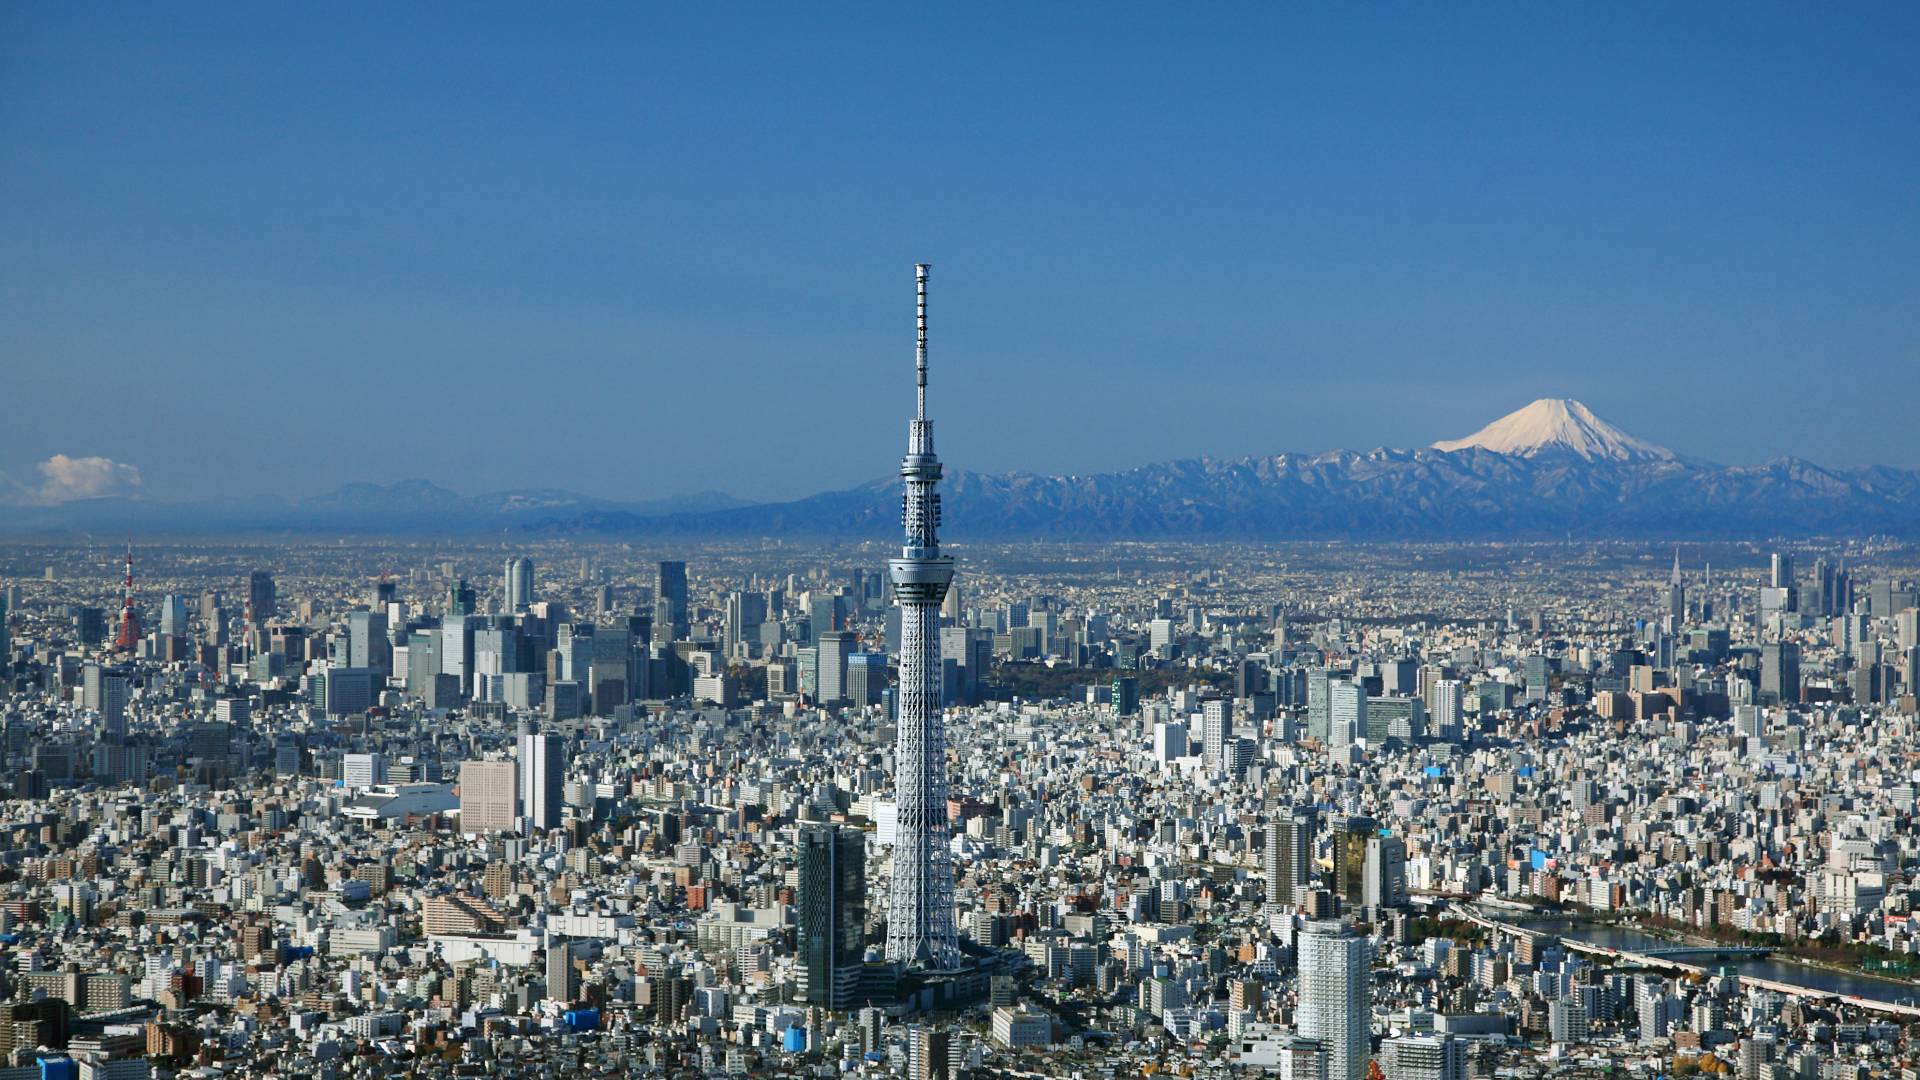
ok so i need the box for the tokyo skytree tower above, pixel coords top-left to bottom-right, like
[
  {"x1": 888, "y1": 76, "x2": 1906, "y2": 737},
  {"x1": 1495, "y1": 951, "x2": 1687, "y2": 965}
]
[{"x1": 883, "y1": 263, "x2": 961, "y2": 970}]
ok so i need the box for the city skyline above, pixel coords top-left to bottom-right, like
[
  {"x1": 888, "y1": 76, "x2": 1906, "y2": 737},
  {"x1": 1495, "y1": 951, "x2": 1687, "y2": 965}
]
[
  {"x1": 6, "y1": 6, "x2": 1920, "y2": 504},
  {"x1": 5, "y1": 7, "x2": 1920, "y2": 1077}
]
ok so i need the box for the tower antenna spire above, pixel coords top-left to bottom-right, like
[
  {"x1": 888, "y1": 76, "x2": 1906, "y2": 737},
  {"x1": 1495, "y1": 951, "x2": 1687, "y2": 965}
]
[{"x1": 915, "y1": 262, "x2": 930, "y2": 420}]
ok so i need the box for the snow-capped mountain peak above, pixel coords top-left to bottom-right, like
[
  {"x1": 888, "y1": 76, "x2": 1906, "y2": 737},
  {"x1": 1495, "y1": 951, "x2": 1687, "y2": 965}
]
[{"x1": 1431, "y1": 398, "x2": 1675, "y2": 462}]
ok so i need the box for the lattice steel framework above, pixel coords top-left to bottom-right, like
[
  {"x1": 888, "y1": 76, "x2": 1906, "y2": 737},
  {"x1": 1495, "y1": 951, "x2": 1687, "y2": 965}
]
[{"x1": 884, "y1": 263, "x2": 961, "y2": 970}]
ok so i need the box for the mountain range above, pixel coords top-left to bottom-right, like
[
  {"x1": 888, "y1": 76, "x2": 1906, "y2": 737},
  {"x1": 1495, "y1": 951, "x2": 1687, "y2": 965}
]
[{"x1": 4, "y1": 400, "x2": 1917, "y2": 539}]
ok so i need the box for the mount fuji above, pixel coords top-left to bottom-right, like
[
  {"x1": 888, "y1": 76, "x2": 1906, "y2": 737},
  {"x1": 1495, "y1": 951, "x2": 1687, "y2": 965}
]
[
  {"x1": 1431, "y1": 398, "x2": 1677, "y2": 463},
  {"x1": 4, "y1": 400, "x2": 1917, "y2": 539}
]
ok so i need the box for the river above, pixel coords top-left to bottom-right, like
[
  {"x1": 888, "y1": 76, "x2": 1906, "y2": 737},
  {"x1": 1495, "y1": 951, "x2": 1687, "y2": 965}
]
[{"x1": 1528, "y1": 918, "x2": 1920, "y2": 1007}]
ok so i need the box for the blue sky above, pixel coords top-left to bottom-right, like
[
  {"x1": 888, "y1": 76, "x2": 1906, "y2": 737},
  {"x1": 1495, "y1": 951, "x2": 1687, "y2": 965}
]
[{"x1": 3, "y1": 5, "x2": 1917, "y2": 502}]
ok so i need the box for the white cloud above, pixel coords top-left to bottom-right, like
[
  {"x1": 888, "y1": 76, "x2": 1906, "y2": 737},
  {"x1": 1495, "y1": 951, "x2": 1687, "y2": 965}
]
[{"x1": 35, "y1": 454, "x2": 144, "y2": 502}]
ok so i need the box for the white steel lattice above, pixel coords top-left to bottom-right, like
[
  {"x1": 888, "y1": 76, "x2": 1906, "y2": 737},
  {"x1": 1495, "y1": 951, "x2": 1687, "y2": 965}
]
[{"x1": 884, "y1": 263, "x2": 960, "y2": 970}]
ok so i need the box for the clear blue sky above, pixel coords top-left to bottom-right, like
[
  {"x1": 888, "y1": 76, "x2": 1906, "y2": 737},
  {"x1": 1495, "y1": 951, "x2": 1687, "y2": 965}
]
[{"x1": 4, "y1": 5, "x2": 1917, "y2": 503}]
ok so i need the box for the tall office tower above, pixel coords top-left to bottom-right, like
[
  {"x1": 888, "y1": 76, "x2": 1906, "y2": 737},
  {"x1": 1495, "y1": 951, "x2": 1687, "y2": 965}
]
[
  {"x1": 1760, "y1": 641, "x2": 1801, "y2": 705},
  {"x1": 1364, "y1": 835, "x2": 1408, "y2": 910},
  {"x1": 504, "y1": 557, "x2": 535, "y2": 613},
  {"x1": 1297, "y1": 921, "x2": 1371, "y2": 1080},
  {"x1": 816, "y1": 630, "x2": 854, "y2": 705},
  {"x1": 723, "y1": 591, "x2": 768, "y2": 657},
  {"x1": 518, "y1": 731, "x2": 565, "y2": 832},
  {"x1": 112, "y1": 540, "x2": 141, "y2": 652},
  {"x1": 1811, "y1": 558, "x2": 1837, "y2": 616},
  {"x1": 0, "y1": 592, "x2": 9, "y2": 674},
  {"x1": 1331, "y1": 815, "x2": 1378, "y2": 907},
  {"x1": 1201, "y1": 695, "x2": 1233, "y2": 770},
  {"x1": 1264, "y1": 809, "x2": 1315, "y2": 906},
  {"x1": 73, "y1": 605, "x2": 108, "y2": 645},
  {"x1": 446, "y1": 579, "x2": 478, "y2": 618},
  {"x1": 1666, "y1": 549, "x2": 1686, "y2": 630},
  {"x1": 1429, "y1": 679, "x2": 1464, "y2": 743},
  {"x1": 248, "y1": 571, "x2": 276, "y2": 624},
  {"x1": 460, "y1": 759, "x2": 519, "y2": 833},
  {"x1": 1766, "y1": 551, "x2": 1799, "y2": 613},
  {"x1": 847, "y1": 651, "x2": 887, "y2": 708},
  {"x1": 99, "y1": 673, "x2": 130, "y2": 742},
  {"x1": 656, "y1": 561, "x2": 689, "y2": 641},
  {"x1": 1329, "y1": 680, "x2": 1366, "y2": 748},
  {"x1": 1306, "y1": 668, "x2": 1332, "y2": 741},
  {"x1": 82, "y1": 662, "x2": 105, "y2": 712},
  {"x1": 159, "y1": 594, "x2": 189, "y2": 639},
  {"x1": 884, "y1": 263, "x2": 961, "y2": 971},
  {"x1": 346, "y1": 610, "x2": 392, "y2": 674},
  {"x1": 589, "y1": 624, "x2": 634, "y2": 711},
  {"x1": 798, "y1": 824, "x2": 867, "y2": 1008}
]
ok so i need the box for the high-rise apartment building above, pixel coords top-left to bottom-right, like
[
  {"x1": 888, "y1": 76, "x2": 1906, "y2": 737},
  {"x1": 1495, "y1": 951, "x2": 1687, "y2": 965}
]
[
  {"x1": 1429, "y1": 679, "x2": 1464, "y2": 743},
  {"x1": 1264, "y1": 809, "x2": 1314, "y2": 906},
  {"x1": 1297, "y1": 921, "x2": 1371, "y2": 1080}
]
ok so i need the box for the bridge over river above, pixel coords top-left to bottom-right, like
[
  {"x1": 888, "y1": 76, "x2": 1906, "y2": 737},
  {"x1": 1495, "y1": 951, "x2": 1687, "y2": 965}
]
[{"x1": 1456, "y1": 905, "x2": 1920, "y2": 1019}]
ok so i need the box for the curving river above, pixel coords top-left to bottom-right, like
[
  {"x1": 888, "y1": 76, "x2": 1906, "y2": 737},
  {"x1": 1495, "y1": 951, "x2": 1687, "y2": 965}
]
[{"x1": 1529, "y1": 919, "x2": 1920, "y2": 1007}]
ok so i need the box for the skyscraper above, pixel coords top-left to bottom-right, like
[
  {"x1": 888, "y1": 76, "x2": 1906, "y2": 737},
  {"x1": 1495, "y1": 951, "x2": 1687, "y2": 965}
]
[
  {"x1": 159, "y1": 594, "x2": 189, "y2": 639},
  {"x1": 884, "y1": 263, "x2": 961, "y2": 971},
  {"x1": 656, "y1": 561, "x2": 689, "y2": 641},
  {"x1": 1429, "y1": 678, "x2": 1464, "y2": 743},
  {"x1": 505, "y1": 557, "x2": 535, "y2": 613},
  {"x1": 346, "y1": 610, "x2": 391, "y2": 675},
  {"x1": 1298, "y1": 920, "x2": 1371, "y2": 1080},
  {"x1": 1264, "y1": 808, "x2": 1314, "y2": 906},
  {"x1": 546, "y1": 936, "x2": 578, "y2": 1005},
  {"x1": 518, "y1": 731, "x2": 565, "y2": 832},
  {"x1": 1307, "y1": 668, "x2": 1332, "y2": 742},
  {"x1": 816, "y1": 630, "x2": 854, "y2": 705},
  {"x1": 1760, "y1": 641, "x2": 1800, "y2": 705},
  {"x1": 847, "y1": 651, "x2": 888, "y2": 708},
  {"x1": 1201, "y1": 695, "x2": 1233, "y2": 770},
  {"x1": 1329, "y1": 680, "x2": 1366, "y2": 749},
  {"x1": 248, "y1": 570, "x2": 276, "y2": 624},
  {"x1": 1665, "y1": 549, "x2": 1685, "y2": 630},
  {"x1": 798, "y1": 824, "x2": 866, "y2": 1008}
]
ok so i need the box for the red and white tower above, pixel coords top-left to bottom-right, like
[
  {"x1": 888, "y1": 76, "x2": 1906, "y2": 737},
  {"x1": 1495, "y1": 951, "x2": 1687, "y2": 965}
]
[{"x1": 113, "y1": 538, "x2": 141, "y2": 652}]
